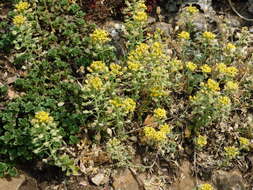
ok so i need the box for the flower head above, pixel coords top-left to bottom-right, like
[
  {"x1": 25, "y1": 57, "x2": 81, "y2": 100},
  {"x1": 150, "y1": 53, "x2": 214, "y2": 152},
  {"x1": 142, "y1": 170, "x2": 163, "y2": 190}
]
[
  {"x1": 225, "y1": 43, "x2": 236, "y2": 53},
  {"x1": 205, "y1": 79, "x2": 220, "y2": 92},
  {"x1": 186, "y1": 5, "x2": 199, "y2": 14},
  {"x1": 239, "y1": 137, "x2": 250, "y2": 147},
  {"x1": 202, "y1": 31, "x2": 216, "y2": 40},
  {"x1": 15, "y1": 1, "x2": 29, "y2": 11},
  {"x1": 133, "y1": 11, "x2": 148, "y2": 22},
  {"x1": 86, "y1": 76, "x2": 103, "y2": 90},
  {"x1": 225, "y1": 81, "x2": 239, "y2": 91},
  {"x1": 90, "y1": 29, "x2": 110, "y2": 44},
  {"x1": 123, "y1": 98, "x2": 136, "y2": 113},
  {"x1": 13, "y1": 15, "x2": 26, "y2": 26},
  {"x1": 34, "y1": 111, "x2": 53, "y2": 123},
  {"x1": 178, "y1": 31, "x2": 190, "y2": 40},
  {"x1": 196, "y1": 135, "x2": 207, "y2": 148},
  {"x1": 88, "y1": 61, "x2": 107, "y2": 72},
  {"x1": 128, "y1": 61, "x2": 141, "y2": 71},
  {"x1": 186, "y1": 62, "x2": 197, "y2": 71},
  {"x1": 110, "y1": 63, "x2": 123, "y2": 75},
  {"x1": 226, "y1": 66, "x2": 238, "y2": 77},
  {"x1": 199, "y1": 183, "x2": 213, "y2": 190},
  {"x1": 218, "y1": 96, "x2": 231, "y2": 106},
  {"x1": 160, "y1": 124, "x2": 171, "y2": 134},
  {"x1": 200, "y1": 64, "x2": 212, "y2": 73},
  {"x1": 154, "y1": 108, "x2": 167, "y2": 119},
  {"x1": 224, "y1": 146, "x2": 239, "y2": 159}
]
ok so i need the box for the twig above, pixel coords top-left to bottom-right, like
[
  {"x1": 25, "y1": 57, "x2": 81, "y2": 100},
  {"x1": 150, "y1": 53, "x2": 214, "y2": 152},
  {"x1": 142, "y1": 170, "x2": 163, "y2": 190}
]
[{"x1": 227, "y1": 0, "x2": 253, "y2": 21}]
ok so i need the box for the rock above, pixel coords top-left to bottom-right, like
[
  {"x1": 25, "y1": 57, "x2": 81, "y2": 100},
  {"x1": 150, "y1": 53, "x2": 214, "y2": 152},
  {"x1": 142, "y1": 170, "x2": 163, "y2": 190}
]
[
  {"x1": 112, "y1": 169, "x2": 139, "y2": 190},
  {"x1": 212, "y1": 170, "x2": 245, "y2": 190},
  {"x1": 147, "y1": 17, "x2": 156, "y2": 25},
  {"x1": 170, "y1": 161, "x2": 196, "y2": 190},
  {"x1": 91, "y1": 173, "x2": 109, "y2": 186},
  {"x1": 0, "y1": 175, "x2": 25, "y2": 190},
  {"x1": 151, "y1": 22, "x2": 172, "y2": 36},
  {"x1": 19, "y1": 176, "x2": 38, "y2": 190}
]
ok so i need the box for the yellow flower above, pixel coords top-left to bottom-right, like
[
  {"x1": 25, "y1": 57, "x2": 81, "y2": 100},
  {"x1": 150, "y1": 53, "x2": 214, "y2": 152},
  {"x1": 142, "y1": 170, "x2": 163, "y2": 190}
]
[
  {"x1": 170, "y1": 59, "x2": 183, "y2": 71},
  {"x1": 196, "y1": 135, "x2": 207, "y2": 148},
  {"x1": 224, "y1": 146, "x2": 239, "y2": 159},
  {"x1": 128, "y1": 61, "x2": 141, "y2": 71},
  {"x1": 143, "y1": 126, "x2": 167, "y2": 143},
  {"x1": 15, "y1": 1, "x2": 29, "y2": 11},
  {"x1": 200, "y1": 64, "x2": 212, "y2": 73},
  {"x1": 239, "y1": 137, "x2": 250, "y2": 147},
  {"x1": 160, "y1": 124, "x2": 171, "y2": 134},
  {"x1": 90, "y1": 29, "x2": 110, "y2": 44},
  {"x1": 151, "y1": 42, "x2": 163, "y2": 56},
  {"x1": 216, "y1": 63, "x2": 227, "y2": 73},
  {"x1": 88, "y1": 61, "x2": 107, "y2": 72},
  {"x1": 150, "y1": 86, "x2": 166, "y2": 97},
  {"x1": 87, "y1": 76, "x2": 103, "y2": 90},
  {"x1": 225, "y1": 43, "x2": 236, "y2": 53},
  {"x1": 218, "y1": 96, "x2": 231, "y2": 106},
  {"x1": 123, "y1": 98, "x2": 136, "y2": 113},
  {"x1": 199, "y1": 183, "x2": 213, "y2": 190},
  {"x1": 178, "y1": 31, "x2": 190, "y2": 40},
  {"x1": 225, "y1": 81, "x2": 239, "y2": 91},
  {"x1": 34, "y1": 111, "x2": 53, "y2": 123},
  {"x1": 206, "y1": 79, "x2": 220, "y2": 92},
  {"x1": 154, "y1": 108, "x2": 167, "y2": 119},
  {"x1": 13, "y1": 15, "x2": 26, "y2": 26},
  {"x1": 226, "y1": 66, "x2": 238, "y2": 77},
  {"x1": 202, "y1": 31, "x2": 216, "y2": 40},
  {"x1": 133, "y1": 11, "x2": 148, "y2": 22},
  {"x1": 186, "y1": 62, "x2": 197, "y2": 71},
  {"x1": 186, "y1": 5, "x2": 199, "y2": 14},
  {"x1": 110, "y1": 63, "x2": 123, "y2": 75},
  {"x1": 136, "y1": 2, "x2": 147, "y2": 10}
]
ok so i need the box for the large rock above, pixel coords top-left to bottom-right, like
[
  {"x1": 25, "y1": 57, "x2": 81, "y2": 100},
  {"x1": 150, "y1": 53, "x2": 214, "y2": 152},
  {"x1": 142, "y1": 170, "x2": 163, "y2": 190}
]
[
  {"x1": 170, "y1": 161, "x2": 196, "y2": 190},
  {"x1": 0, "y1": 175, "x2": 25, "y2": 190},
  {"x1": 112, "y1": 169, "x2": 139, "y2": 190},
  {"x1": 212, "y1": 170, "x2": 245, "y2": 190}
]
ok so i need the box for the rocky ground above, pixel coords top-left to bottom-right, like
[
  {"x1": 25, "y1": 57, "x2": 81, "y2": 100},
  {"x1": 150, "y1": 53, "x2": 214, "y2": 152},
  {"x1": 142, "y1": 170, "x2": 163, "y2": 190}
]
[{"x1": 1, "y1": 0, "x2": 253, "y2": 190}]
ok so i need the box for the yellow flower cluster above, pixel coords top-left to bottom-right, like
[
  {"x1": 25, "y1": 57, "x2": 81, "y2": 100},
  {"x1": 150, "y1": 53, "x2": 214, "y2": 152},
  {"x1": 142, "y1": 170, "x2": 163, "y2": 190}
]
[
  {"x1": 225, "y1": 81, "x2": 239, "y2": 91},
  {"x1": 110, "y1": 63, "x2": 123, "y2": 75},
  {"x1": 15, "y1": 1, "x2": 29, "y2": 11},
  {"x1": 13, "y1": 15, "x2": 26, "y2": 26},
  {"x1": 186, "y1": 5, "x2": 199, "y2": 14},
  {"x1": 196, "y1": 135, "x2": 207, "y2": 148},
  {"x1": 199, "y1": 183, "x2": 213, "y2": 190},
  {"x1": 178, "y1": 31, "x2": 190, "y2": 40},
  {"x1": 110, "y1": 97, "x2": 136, "y2": 113},
  {"x1": 217, "y1": 96, "x2": 231, "y2": 106},
  {"x1": 128, "y1": 61, "x2": 141, "y2": 71},
  {"x1": 33, "y1": 111, "x2": 53, "y2": 124},
  {"x1": 86, "y1": 76, "x2": 103, "y2": 90},
  {"x1": 143, "y1": 124, "x2": 171, "y2": 143},
  {"x1": 202, "y1": 31, "x2": 216, "y2": 40},
  {"x1": 133, "y1": 11, "x2": 148, "y2": 22},
  {"x1": 87, "y1": 61, "x2": 107, "y2": 72},
  {"x1": 225, "y1": 43, "x2": 236, "y2": 53},
  {"x1": 224, "y1": 146, "x2": 239, "y2": 159},
  {"x1": 186, "y1": 62, "x2": 197, "y2": 71},
  {"x1": 239, "y1": 137, "x2": 250, "y2": 147},
  {"x1": 136, "y1": 1, "x2": 147, "y2": 9},
  {"x1": 154, "y1": 108, "x2": 167, "y2": 119},
  {"x1": 107, "y1": 138, "x2": 121, "y2": 147},
  {"x1": 170, "y1": 59, "x2": 183, "y2": 71},
  {"x1": 203, "y1": 79, "x2": 220, "y2": 92},
  {"x1": 200, "y1": 64, "x2": 212, "y2": 73},
  {"x1": 90, "y1": 29, "x2": 110, "y2": 44},
  {"x1": 150, "y1": 86, "x2": 166, "y2": 97},
  {"x1": 216, "y1": 63, "x2": 238, "y2": 77},
  {"x1": 151, "y1": 42, "x2": 163, "y2": 56}
]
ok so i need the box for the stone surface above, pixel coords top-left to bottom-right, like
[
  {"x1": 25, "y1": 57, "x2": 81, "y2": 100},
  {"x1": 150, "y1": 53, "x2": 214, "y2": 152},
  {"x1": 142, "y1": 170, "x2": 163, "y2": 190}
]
[
  {"x1": 152, "y1": 22, "x2": 172, "y2": 36},
  {"x1": 112, "y1": 169, "x2": 139, "y2": 190},
  {"x1": 212, "y1": 170, "x2": 245, "y2": 190},
  {"x1": 0, "y1": 175, "x2": 25, "y2": 190},
  {"x1": 91, "y1": 173, "x2": 108, "y2": 186},
  {"x1": 170, "y1": 161, "x2": 196, "y2": 190}
]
